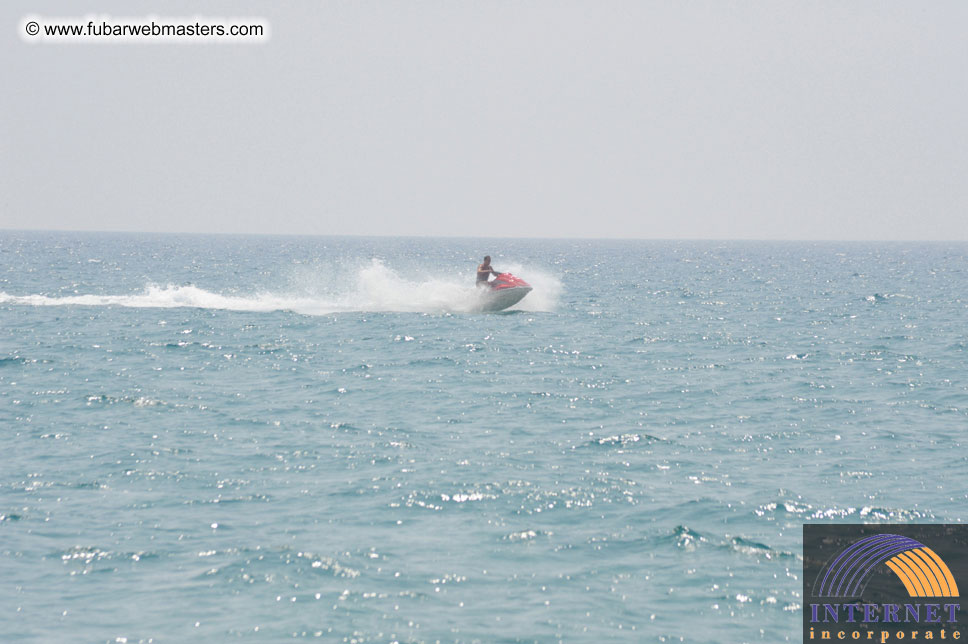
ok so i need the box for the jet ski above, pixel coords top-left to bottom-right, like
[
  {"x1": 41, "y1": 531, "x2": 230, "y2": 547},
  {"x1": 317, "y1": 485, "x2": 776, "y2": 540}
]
[{"x1": 479, "y1": 273, "x2": 532, "y2": 311}]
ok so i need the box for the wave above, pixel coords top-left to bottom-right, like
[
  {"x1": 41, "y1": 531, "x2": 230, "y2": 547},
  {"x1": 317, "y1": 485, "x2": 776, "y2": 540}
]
[{"x1": 0, "y1": 260, "x2": 560, "y2": 316}]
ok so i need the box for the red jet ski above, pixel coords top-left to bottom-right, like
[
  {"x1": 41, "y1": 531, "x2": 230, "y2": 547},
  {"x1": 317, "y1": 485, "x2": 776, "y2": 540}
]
[{"x1": 479, "y1": 273, "x2": 532, "y2": 311}]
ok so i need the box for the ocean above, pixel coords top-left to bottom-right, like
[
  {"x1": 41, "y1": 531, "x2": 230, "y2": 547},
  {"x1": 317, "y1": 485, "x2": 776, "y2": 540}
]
[{"x1": 1, "y1": 231, "x2": 966, "y2": 643}]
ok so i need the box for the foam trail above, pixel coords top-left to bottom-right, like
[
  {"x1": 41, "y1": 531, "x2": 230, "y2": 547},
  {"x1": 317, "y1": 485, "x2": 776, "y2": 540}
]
[
  {"x1": 0, "y1": 260, "x2": 561, "y2": 315},
  {"x1": 0, "y1": 285, "x2": 322, "y2": 313}
]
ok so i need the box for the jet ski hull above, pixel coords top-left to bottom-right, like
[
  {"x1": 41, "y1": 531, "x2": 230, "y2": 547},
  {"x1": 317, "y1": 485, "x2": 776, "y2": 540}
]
[
  {"x1": 479, "y1": 285, "x2": 532, "y2": 311},
  {"x1": 478, "y1": 273, "x2": 532, "y2": 311}
]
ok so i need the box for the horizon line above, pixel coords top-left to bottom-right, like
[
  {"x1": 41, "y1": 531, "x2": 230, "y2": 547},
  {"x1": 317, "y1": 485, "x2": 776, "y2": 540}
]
[{"x1": 1, "y1": 227, "x2": 965, "y2": 244}]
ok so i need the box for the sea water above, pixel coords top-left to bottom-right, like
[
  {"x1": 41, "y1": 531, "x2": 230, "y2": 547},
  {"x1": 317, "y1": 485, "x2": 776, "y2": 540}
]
[{"x1": 1, "y1": 231, "x2": 966, "y2": 643}]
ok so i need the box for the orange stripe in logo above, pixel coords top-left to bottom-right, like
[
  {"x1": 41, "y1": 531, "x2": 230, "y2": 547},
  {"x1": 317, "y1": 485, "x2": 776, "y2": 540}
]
[{"x1": 886, "y1": 548, "x2": 959, "y2": 598}]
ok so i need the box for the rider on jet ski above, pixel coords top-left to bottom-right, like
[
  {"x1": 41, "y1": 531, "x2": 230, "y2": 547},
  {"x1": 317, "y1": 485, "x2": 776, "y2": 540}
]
[
  {"x1": 473, "y1": 258, "x2": 533, "y2": 310},
  {"x1": 477, "y1": 256, "x2": 500, "y2": 287}
]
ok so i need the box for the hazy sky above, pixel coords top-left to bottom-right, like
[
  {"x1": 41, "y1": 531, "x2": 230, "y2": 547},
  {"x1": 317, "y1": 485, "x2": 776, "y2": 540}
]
[{"x1": 2, "y1": 1, "x2": 967, "y2": 240}]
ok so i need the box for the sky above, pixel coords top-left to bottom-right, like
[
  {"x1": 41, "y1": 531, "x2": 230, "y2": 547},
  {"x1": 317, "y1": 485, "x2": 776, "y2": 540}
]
[{"x1": 2, "y1": 1, "x2": 967, "y2": 240}]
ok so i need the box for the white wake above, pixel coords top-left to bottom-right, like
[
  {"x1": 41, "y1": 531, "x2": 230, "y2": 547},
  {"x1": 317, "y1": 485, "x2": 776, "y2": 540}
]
[{"x1": 0, "y1": 260, "x2": 560, "y2": 315}]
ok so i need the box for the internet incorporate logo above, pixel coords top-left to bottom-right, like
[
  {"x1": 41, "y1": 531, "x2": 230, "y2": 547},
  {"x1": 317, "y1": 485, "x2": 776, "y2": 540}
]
[
  {"x1": 816, "y1": 534, "x2": 959, "y2": 599},
  {"x1": 803, "y1": 526, "x2": 968, "y2": 643}
]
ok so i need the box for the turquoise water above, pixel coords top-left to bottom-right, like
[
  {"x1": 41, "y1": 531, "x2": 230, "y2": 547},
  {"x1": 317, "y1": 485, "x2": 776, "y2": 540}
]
[{"x1": 1, "y1": 232, "x2": 966, "y2": 643}]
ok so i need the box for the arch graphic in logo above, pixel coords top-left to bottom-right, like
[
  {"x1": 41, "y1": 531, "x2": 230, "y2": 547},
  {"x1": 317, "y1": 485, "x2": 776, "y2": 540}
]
[{"x1": 815, "y1": 533, "x2": 960, "y2": 599}]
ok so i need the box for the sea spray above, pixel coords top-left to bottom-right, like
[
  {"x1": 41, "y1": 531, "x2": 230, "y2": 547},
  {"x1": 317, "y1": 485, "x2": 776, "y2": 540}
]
[{"x1": 0, "y1": 258, "x2": 560, "y2": 315}]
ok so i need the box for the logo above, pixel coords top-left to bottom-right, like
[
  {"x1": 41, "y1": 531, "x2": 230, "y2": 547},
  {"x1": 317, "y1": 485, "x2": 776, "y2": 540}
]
[
  {"x1": 804, "y1": 525, "x2": 968, "y2": 643},
  {"x1": 816, "y1": 534, "x2": 959, "y2": 599}
]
